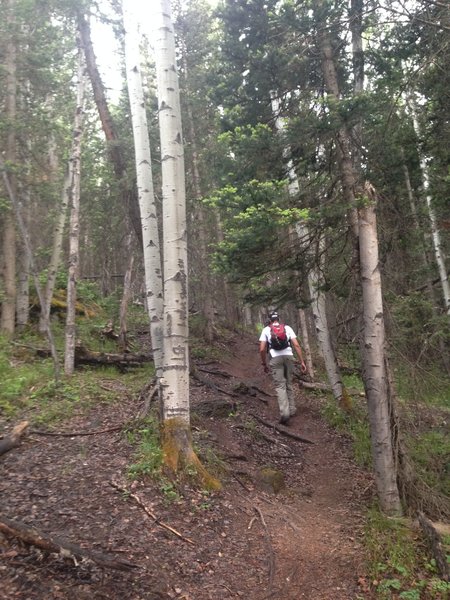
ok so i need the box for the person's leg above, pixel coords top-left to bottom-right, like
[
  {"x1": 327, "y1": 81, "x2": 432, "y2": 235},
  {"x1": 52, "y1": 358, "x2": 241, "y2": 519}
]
[
  {"x1": 270, "y1": 356, "x2": 290, "y2": 421},
  {"x1": 285, "y1": 356, "x2": 296, "y2": 416}
]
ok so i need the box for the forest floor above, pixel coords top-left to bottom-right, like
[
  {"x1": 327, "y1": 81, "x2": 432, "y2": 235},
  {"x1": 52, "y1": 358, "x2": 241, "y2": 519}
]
[{"x1": 0, "y1": 331, "x2": 376, "y2": 599}]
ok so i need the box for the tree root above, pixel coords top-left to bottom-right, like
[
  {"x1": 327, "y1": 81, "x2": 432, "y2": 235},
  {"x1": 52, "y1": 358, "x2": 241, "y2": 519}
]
[{"x1": 0, "y1": 514, "x2": 138, "y2": 571}]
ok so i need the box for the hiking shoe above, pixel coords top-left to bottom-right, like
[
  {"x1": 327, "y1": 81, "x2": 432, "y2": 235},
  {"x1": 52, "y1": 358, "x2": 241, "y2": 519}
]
[{"x1": 279, "y1": 416, "x2": 290, "y2": 426}]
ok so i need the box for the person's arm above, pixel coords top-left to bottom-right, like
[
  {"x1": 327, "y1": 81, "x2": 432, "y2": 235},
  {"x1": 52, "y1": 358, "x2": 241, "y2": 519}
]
[
  {"x1": 291, "y1": 337, "x2": 307, "y2": 373},
  {"x1": 259, "y1": 340, "x2": 270, "y2": 373}
]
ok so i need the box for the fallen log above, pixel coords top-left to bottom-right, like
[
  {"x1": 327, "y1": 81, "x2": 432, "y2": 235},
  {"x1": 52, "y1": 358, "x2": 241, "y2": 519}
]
[
  {"x1": 0, "y1": 515, "x2": 138, "y2": 571},
  {"x1": 417, "y1": 512, "x2": 449, "y2": 580},
  {"x1": 0, "y1": 421, "x2": 29, "y2": 457},
  {"x1": 75, "y1": 345, "x2": 152, "y2": 370},
  {"x1": 249, "y1": 413, "x2": 314, "y2": 444}
]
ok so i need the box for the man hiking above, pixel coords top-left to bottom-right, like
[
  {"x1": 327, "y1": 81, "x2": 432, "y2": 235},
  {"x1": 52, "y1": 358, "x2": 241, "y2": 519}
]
[{"x1": 259, "y1": 311, "x2": 307, "y2": 425}]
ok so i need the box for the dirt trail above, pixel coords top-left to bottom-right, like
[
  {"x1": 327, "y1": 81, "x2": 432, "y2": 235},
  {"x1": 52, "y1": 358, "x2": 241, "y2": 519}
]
[{"x1": 0, "y1": 334, "x2": 373, "y2": 599}]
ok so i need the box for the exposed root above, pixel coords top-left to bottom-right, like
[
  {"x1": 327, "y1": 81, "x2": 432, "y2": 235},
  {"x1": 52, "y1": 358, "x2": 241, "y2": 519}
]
[{"x1": 161, "y1": 418, "x2": 221, "y2": 491}]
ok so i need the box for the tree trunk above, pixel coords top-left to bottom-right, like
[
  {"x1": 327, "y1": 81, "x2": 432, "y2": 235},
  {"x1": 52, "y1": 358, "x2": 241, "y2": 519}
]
[
  {"x1": 64, "y1": 50, "x2": 86, "y2": 376},
  {"x1": 118, "y1": 233, "x2": 134, "y2": 352},
  {"x1": 401, "y1": 151, "x2": 450, "y2": 372},
  {"x1": 0, "y1": 156, "x2": 60, "y2": 381},
  {"x1": 153, "y1": 0, "x2": 220, "y2": 490},
  {"x1": 409, "y1": 102, "x2": 450, "y2": 315},
  {"x1": 358, "y1": 193, "x2": 402, "y2": 516},
  {"x1": 314, "y1": 0, "x2": 359, "y2": 240},
  {"x1": 306, "y1": 240, "x2": 345, "y2": 403},
  {"x1": 298, "y1": 308, "x2": 314, "y2": 380},
  {"x1": 1, "y1": 0, "x2": 17, "y2": 336},
  {"x1": 77, "y1": 11, "x2": 142, "y2": 245},
  {"x1": 39, "y1": 165, "x2": 73, "y2": 333},
  {"x1": 181, "y1": 49, "x2": 215, "y2": 341},
  {"x1": 122, "y1": 0, "x2": 164, "y2": 379}
]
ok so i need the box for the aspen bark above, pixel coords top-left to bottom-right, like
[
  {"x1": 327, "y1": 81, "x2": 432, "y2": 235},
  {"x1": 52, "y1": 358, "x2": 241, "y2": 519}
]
[
  {"x1": 39, "y1": 164, "x2": 73, "y2": 333},
  {"x1": 153, "y1": 0, "x2": 190, "y2": 423},
  {"x1": 123, "y1": 0, "x2": 164, "y2": 378},
  {"x1": 64, "y1": 50, "x2": 86, "y2": 376},
  {"x1": 359, "y1": 197, "x2": 402, "y2": 516},
  {"x1": 409, "y1": 108, "x2": 450, "y2": 315},
  {"x1": 152, "y1": 0, "x2": 220, "y2": 490}
]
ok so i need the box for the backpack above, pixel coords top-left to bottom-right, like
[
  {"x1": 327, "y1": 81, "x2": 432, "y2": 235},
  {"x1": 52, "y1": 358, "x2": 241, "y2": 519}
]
[{"x1": 269, "y1": 322, "x2": 290, "y2": 350}]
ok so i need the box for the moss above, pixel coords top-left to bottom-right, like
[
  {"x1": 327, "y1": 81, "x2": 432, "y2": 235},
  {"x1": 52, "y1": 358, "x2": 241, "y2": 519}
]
[{"x1": 161, "y1": 418, "x2": 221, "y2": 491}]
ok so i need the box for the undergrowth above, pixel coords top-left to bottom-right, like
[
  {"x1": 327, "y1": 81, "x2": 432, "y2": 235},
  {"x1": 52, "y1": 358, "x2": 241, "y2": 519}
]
[{"x1": 320, "y1": 363, "x2": 450, "y2": 599}]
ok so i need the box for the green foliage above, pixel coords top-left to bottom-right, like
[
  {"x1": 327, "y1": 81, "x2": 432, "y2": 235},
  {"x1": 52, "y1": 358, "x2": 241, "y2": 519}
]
[
  {"x1": 127, "y1": 417, "x2": 164, "y2": 480},
  {"x1": 389, "y1": 293, "x2": 450, "y2": 367},
  {"x1": 364, "y1": 508, "x2": 450, "y2": 599},
  {"x1": 320, "y1": 396, "x2": 372, "y2": 468},
  {"x1": 407, "y1": 430, "x2": 450, "y2": 498}
]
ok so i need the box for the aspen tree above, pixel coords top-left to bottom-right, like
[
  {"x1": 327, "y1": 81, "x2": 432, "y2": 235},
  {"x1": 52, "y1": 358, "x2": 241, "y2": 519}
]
[
  {"x1": 64, "y1": 47, "x2": 86, "y2": 375},
  {"x1": 152, "y1": 0, "x2": 219, "y2": 488},
  {"x1": 123, "y1": 0, "x2": 164, "y2": 378}
]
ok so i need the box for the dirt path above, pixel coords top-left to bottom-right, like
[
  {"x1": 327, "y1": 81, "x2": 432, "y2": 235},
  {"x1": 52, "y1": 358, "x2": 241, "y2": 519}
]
[{"x1": 0, "y1": 334, "x2": 373, "y2": 599}]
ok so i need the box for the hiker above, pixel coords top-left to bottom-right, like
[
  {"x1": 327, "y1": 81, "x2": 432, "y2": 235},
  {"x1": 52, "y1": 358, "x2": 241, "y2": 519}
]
[{"x1": 259, "y1": 311, "x2": 307, "y2": 425}]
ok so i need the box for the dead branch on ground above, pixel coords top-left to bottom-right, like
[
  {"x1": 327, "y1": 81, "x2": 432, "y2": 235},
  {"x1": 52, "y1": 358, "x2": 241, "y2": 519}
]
[
  {"x1": 0, "y1": 515, "x2": 138, "y2": 571},
  {"x1": 249, "y1": 413, "x2": 314, "y2": 444},
  {"x1": 30, "y1": 424, "x2": 124, "y2": 437},
  {"x1": 109, "y1": 481, "x2": 195, "y2": 545},
  {"x1": 253, "y1": 506, "x2": 275, "y2": 593},
  {"x1": 417, "y1": 512, "x2": 449, "y2": 580},
  {"x1": 191, "y1": 370, "x2": 237, "y2": 397},
  {"x1": 0, "y1": 421, "x2": 29, "y2": 456}
]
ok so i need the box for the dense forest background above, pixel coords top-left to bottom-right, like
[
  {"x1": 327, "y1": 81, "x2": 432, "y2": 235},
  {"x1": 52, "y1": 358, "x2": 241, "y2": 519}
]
[{"x1": 0, "y1": 0, "x2": 449, "y2": 596}]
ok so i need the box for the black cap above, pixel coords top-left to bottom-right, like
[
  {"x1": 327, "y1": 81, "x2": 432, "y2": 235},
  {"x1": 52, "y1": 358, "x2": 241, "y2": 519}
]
[{"x1": 269, "y1": 311, "x2": 279, "y2": 321}]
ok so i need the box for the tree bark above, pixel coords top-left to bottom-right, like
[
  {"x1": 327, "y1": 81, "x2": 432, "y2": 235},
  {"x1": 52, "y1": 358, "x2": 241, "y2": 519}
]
[
  {"x1": 64, "y1": 49, "x2": 86, "y2": 376},
  {"x1": 39, "y1": 164, "x2": 73, "y2": 333},
  {"x1": 122, "y1": 0, "x2": 164, "y2": 378},
  {"x1": 0, "y1": 421, "x2": 28, "y2": 456},
  {"x1": 77, "y1": 11, "x2": 142, "y2": 246},
  {"x1": 1, "y1": 0, "x2": 17, "y2": 336},
  {"x1": 409, "y1": 100, "x2": 450, "y2": 315},
  {"x1": 118, "y1": 233, "x2": 134, "y2": 352},
  {"x1": 359, "y1": 194, "x2": 402, "y2": 516},
  {"x1": 153, "y1": 0, "x2": 220, "y2": 490}
]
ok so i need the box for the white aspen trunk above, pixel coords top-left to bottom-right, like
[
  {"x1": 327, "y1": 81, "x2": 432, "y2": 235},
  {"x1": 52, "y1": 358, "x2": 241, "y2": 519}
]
[
  {"x1": 1, "y1": 0, "x2": 17, "y2": 336},
  {"x1": 409, "y1": 101, "x2": 450, "y2": 315},
  {"x1": 123, "y1": 0, "x2": 164, "y2": 377},
  {"x1": 39, "y1": 164, "x2": 73, "y2": 333},
  {"x1": 153, "y1": 0, "x2": 190, "y2": 423},
  {"x1": 64, "y1": 51, "x2": 86, "y2": 376},
  {"x1": 401, "y1": 152, "x2": 450, "y2": 372},
  {"x1": 359, "y1": 197, "x2": 402, "y2": 516},
  {"x1": 118, "y1": 233, "x2": 134, "y2": 352},
  {"x1": 306, "y1": 235, "x2": 344, "y2": 401},
  {"x1": 152, "y1": 0, "x2": 220, "y2": 489}
]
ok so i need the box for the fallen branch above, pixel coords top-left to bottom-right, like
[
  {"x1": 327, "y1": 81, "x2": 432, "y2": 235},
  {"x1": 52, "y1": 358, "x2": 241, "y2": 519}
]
[
  {"x1": 191, "y1": 370, "x2": 236, "y2": 398},
  {"x1": 30, "y1": 424, "x2": 124, "y2": 437},
  {"x1": 254, "y1": 506, "x2": 275, "y2": 592},
  {"x1": 197, "y1": 367, "x2": 231, "y2": 378},
  {"x1": 0, "y1": 421, "x2": 29, "y2": 456},
  {"x1": 109, "y1": 481, "x2": 195, "y2": 545},
  {"x1": 249, "y1": 413, "x2": 314, "y2": 444},
  {"x1": 418, "y1": 512, "x2": 449, "y2": 580},
  {"x1": 0, "y1": 515, "x2": 138, "y2": 571}
]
